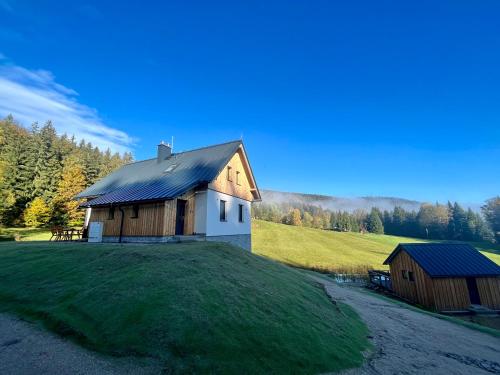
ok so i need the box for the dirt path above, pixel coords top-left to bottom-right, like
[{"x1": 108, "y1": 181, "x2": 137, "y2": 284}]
[
  {"x1": 0, "y1": 314, "x2": 162, "y2": 375},
  {"x1": 314, "y1": 277, "x2": 500, "y2": 375}
]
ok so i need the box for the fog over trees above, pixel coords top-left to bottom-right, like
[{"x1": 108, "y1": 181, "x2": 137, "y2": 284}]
[{"x1": 253, "y1": 197, "x2": 499, "y2": 243}]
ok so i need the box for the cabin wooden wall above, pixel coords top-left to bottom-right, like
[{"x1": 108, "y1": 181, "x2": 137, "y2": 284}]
[
  {"x1": 90, "y1": 202, "x2": 166, "y2": 237},
  {"x1": 164, "y1": 191, "x2": 197, "y2": 235},
  {"x1": 89, "y1": 193, "x2": 196, "y2": 238},
  {"x1": 431, "y1": 278, "x2": 470, "y2": 311},
  {"x1": 389, "y1": 250, "x2": 434, "y2": 308},
  {"x1": 210, "y1": 148, "x2": 255, "y2": 201},
  {"x1": 183, "y1": 194, "x2": 195, "y2": 235},
  {"x1": 163, "y1": 200, "x2": 176, "y2": 235},
  {"x1": 389, "y1": 250, "x2": 500, "y2": 311},
  {"x1": 476, "y1": 277, "x2": 500, "y2": 309},
  {"x1": 90, "y1": 207, "x2": 121, "y2": 236}
]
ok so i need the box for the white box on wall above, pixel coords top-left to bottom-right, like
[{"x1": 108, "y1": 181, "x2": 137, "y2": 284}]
[{"x1": 88, "y1": 221, "x2": 104, "y2": 243}]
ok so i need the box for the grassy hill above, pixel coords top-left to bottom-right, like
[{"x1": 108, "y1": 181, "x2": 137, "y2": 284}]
[
  {"x1": 252, "y1": 220, "x2": 500, "y2": 272},
  {"x1": 0, "y1": 241, "x2": 368, "y2": 374}
]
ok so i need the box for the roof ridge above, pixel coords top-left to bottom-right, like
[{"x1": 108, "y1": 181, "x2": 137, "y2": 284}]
[
  {"x1": 172, "y1": 139, "x2": 241, "y2": 156},
  {"x1": 117, "y1": 140, "x2": 242, "y2": 166}
]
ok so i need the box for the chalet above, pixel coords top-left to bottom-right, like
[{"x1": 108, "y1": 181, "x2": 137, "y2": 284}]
[
  {"x1": 384, "y1": 243, "x2": 500, "y2": 312},
  {"x1": 76, "y1": 140, "x2": 261, "y2": 250}
]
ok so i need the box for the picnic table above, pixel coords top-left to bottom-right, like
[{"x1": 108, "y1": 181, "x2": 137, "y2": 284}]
[{"x1": 50, "y1": 227, "x2": 84, "y2": 241}]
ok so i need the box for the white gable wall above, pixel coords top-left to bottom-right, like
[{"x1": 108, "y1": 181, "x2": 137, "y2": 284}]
[{"x1": 205, "y1": 189, "x2": 251, "y2": 236}]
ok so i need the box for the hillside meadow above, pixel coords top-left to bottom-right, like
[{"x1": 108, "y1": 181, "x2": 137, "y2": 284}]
[
  {"x1": 252, "y1": 220, "x2": 500, "y2": 272},
  {"x1": 0, "y1": 241, "x2": 369, "y2": 374}
]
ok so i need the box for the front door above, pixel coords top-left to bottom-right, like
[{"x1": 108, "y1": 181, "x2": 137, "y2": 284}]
[
  {"x1": 175, "y1": 200, "x2": 187, "y2": 235},
  {"x1": 466, "y1": 277, "x2": 481, "y2": 305}
]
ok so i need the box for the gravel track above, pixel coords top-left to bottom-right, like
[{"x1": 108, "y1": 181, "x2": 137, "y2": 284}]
[
  {"x1": 314, "y1": 277, "x2": 500, "y2": 375},
  {"x1": 0, "y1": 314, "x2": 161, "y2": 375}
]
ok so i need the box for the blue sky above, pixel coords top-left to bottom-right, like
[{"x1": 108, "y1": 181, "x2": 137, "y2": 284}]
[{"x1": 0, "y1": 1, "x2": 499, "y2": 204}]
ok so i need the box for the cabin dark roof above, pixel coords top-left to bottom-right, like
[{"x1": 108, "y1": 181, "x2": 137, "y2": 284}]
[
  {"x1": 383, "y1": 243, "x2": 500, "y2": 278},
  {"x1": 77, "y1": 140, "x2": 245, "y2": 207}
]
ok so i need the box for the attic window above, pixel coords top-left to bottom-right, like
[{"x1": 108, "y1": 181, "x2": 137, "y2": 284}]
[
  {"x1": 164, "y1": 164, "x2": 178, "y2": 173},
  {"x1": 236, "y1": 171, "x2": 241, "y2": 185},
  {"x1": 227, "y1": 166, "x2": 233, "y2": 181}
]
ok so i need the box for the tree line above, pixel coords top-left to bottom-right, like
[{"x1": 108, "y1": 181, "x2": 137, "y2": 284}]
[
  {"x1": 0, "y1": 116, "x2": 132, "y2": 227},
  {"x1": 252, "y1": 198, "x2": 500, "y2": 243}
]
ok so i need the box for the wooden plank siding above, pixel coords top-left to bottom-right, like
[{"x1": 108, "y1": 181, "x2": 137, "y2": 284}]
[
  {"x1": 389, "y1": 250, "x2": 434, "y2": 308},
  {"x1": 183, "y1": 194, "x2": 195, "y2": 235},
  {"x1": 389, "y1": 250, "x2": 500, "y2": 311},
  {"x1": 209, "y1": 148, "x2": 255, "y2": 201},
  {"x1": 431, "y1": 278, "x2": 470, "y2": 311},
  {"x1": 90, "y1": 202, "x2": 165, "y2": 237},
  {"x1": 163, "y1": 200, "x2": 176, "y2": 235},
  {"x1": 90, "y1": 207, "x2": 121, "y2": 236},
  {"x1": 89, "y1": 191, "x2": 196, "y2": 237},
  {"x1": 477, "y1": 277, "x2": 500, "y2": 309}
]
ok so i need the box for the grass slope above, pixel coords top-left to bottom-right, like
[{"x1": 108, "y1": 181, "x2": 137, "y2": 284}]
[
  {"x1": 0, "y1": 241, "x2": 368, "y2": 374},
  {"x1": 252, "y1": 220, "x2": 500, "y2": 271}
]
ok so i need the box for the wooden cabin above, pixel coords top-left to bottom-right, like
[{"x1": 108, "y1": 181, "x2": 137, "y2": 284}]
[
  {"x1": 384, "y1": 243, "x2": 500, "y2": 312},
  {"x1": 76, "y1": 140, "x2": 261, "y2": 251}
]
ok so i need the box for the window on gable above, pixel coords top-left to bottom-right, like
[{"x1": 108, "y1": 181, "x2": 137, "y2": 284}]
[
  {"x1": 108, "y1": 207, "x2": 115, "y2": 220},
  {"x1": 236, "y1": 171, "x2": 241, "y2": 185},
  {"x1": 227, "y1": 166, "x2": 233, "y2": 181},
  {"x1": 402, "y1": 270, "x2": 408, "y2": 280},
  {"x1": 220, "y1": 200, "x2": 227, "y2": 221},
  {"x1": 238, "y1": 204, "x2": 244, "y2": 222},
  {"x1": 131, "y1": 205, "x2": 139, "y2": 219},
  {"x1": 408, "y1": 271, "x2": 415, "y2": 282}
]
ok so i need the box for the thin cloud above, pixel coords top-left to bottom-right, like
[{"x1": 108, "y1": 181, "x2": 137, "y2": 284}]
[{"x1": 0, "y1": 62, "x2": 134, "y2": 154}]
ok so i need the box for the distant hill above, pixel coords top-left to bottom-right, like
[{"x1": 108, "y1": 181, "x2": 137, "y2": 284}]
[{"x1": 260, "y1": 189, "x2": 422, "y2": 212}]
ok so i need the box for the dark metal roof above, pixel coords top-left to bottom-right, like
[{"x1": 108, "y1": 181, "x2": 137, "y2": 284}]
[
  {"x1": 383, "y1": 243, "x2": 500, "y2": 278},
  {"x1": 77, "y1": 140, "x2": 244, "y2": 207}
]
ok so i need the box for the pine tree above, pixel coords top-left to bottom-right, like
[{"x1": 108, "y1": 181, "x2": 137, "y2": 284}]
[
  {"x1": 392, "y1": 206, "x2": 406, "y2": 236},
  {"x1": 32, "y1": 122, "x2": 63, "y2": 200},
  {"x1": 482, "y1": 197, "x2": 500, "y2": 242},
  {"x1": 451, "y1": 202, "x2": 467, "y2": 240},
  {"x1": 383, "y1": 210, "x2": 392, "y2": 233},
  {"x1": 367, "y1": 208, "x2": 384, "y2": 234},
  {"x1": 0, "y1": 117, "x2": 33, "y2": 224}
]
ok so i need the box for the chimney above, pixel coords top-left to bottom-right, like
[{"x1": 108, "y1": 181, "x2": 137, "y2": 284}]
[{"x1": 157, "y1": 141, "x2": 172, "y2": 162}]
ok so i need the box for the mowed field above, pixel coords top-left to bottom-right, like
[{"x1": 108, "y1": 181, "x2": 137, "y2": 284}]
[
  {"x1": 0, "y1": 241, "x2": 369, "y2": 374},
  {"x1": 252, "y1": 220, "x2": 500, "y2": 271}
]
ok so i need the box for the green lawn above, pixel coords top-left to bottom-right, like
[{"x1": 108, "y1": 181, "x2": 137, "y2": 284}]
[
  {"x1": 252, "y1": 220, "x2": 500, "y2": 272},
  {"x1": 0, "y1": 241, "x2": 369, "y2": 374},
  {"x1": 0, "y1": 227, "x2": 51, "y2": 241}
]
